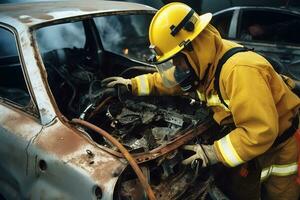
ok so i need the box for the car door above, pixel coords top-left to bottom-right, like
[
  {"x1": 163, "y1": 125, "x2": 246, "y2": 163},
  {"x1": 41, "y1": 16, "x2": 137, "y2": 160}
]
[{"x1": 0, "y1": 25, "x2": 43, "y2": 199}]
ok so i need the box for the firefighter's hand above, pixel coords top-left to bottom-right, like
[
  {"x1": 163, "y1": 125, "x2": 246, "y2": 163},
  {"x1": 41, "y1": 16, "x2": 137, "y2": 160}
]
[
  {"x1": 182, "y1": 144, "x2": 219, "y2": 167},
  {"x1": 101, "y1": 77, "x2": 132, "y2": 91}
]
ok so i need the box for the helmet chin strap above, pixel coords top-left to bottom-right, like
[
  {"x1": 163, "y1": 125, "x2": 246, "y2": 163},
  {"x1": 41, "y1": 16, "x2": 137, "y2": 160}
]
[
  {"x1": 174, "y1": 54, "x2": 200, "y2": 92},
  {"x1": 178, "y1": 68, "x2": 200, "y2": 92}
]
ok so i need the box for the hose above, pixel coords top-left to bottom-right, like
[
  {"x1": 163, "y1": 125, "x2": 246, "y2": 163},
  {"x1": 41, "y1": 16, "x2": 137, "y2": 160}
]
[
  {"x1": 87, "y1": 96, "x2": 113, "y2": 120},
  {"x1": 71, "y1": 119, "x2": 157, "y2": 200}
]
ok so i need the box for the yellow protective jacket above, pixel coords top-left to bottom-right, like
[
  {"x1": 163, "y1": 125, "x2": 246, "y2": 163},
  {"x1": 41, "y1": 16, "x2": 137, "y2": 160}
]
[{"x1": 130, "y1": 24, "x2": 300, "y2": 168}]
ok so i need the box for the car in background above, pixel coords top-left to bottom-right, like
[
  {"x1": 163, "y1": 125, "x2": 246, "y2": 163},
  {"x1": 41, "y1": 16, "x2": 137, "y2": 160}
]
[
  {"x1": 211, "y1": 6, "x2": 300, "y2": 79},
  {"x1": 0, "y1": 1, "x2": 222, "y2": 199}
]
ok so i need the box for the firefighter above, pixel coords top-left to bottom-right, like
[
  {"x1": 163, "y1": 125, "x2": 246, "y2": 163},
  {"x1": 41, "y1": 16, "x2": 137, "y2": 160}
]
[{"x1": 102, "y1": 3, "x2": 300, "y2": 199}]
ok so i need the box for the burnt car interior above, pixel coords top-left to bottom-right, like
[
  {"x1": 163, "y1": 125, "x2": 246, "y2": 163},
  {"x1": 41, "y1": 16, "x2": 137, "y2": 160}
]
[
  {"x1": 37, "y1": 16, "x2": 155, "y2": 118},
  {"x1": 35, "y1": 13, "x2": 227, "y2": 199}
]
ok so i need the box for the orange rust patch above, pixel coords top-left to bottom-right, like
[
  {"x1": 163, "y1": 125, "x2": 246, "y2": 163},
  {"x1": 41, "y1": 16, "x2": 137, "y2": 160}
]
[
  {"x1": 19, "y1": 17, "x2": 32, "y2": 24},
  {"x1": 36, "y1": 121, "x2": 84, "y2": 157},
  {"x1": 91, "y1": 160, "x2": 123, "y2": 183},
  {"x1": 33, "y1": 13, "x2": 54, "y2": 20}
]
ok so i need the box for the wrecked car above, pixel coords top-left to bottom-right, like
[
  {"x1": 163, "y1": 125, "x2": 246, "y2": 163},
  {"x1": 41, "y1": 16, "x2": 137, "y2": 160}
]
[
  {"x1": 211, "y1": 6, "x2": 300, "y2": 79},
  {"x1": 0, "y1": 1, "x2": 226, "y2": 199}
]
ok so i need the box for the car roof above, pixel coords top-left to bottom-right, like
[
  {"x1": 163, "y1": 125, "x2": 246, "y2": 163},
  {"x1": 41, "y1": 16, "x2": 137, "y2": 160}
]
[{"x1": 0, "y1": 0, "x2": 156, "y2": 28}]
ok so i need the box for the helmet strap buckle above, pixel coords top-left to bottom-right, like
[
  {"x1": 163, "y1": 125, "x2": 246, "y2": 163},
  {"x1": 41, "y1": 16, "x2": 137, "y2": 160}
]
[
  {"x1": 184, "y1": 21, "x2": 195, "y2": 32},
  {"x1": 170, "y1": 9, "x2": 195, "y2": 37},
  {"x1": 179, "y1": 39, "x2": 193, "y2": 52},
  {"x1": 184, "y1": 41, "x2": 194, "y2": 51}
]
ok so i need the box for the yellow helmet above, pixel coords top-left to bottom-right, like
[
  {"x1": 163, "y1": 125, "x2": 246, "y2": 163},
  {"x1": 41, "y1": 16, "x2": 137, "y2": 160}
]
[{"x1": 149, "y1": 2, "x2": 212, "y2": 63}]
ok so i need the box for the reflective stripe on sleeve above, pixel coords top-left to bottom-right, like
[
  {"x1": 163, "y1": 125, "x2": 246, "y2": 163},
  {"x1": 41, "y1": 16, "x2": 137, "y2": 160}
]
[
  {"x1": 216, "y1": 134, "x2": 244, "y2": 167},
  {"x1": 261, "y1": 162, "x2": 298, "y2": 181},
  {"x1": 196, "y1": 92, "x2": 230, "y2": 111},
  {"x1": 196, "y1": 90, "x2": 206, "y2": 101},
  {"x1": 136, "y1": 75, "x2": 150, "y2": 96},
  {"x1": 207, "y1": 94, "x2": 230, "y2": 111}
]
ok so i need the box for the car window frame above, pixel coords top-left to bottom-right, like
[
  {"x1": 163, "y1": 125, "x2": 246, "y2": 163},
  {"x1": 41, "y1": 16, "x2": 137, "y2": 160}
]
[
  {"x1": 227, "y1": 8, "x2": 240, "y2": 39},
  {"x1": 0, "y1": 23, "x2": 39, "y2": 118},
  {"x1": 211, "y1": 7, "x2": 241, "y2": 40}
]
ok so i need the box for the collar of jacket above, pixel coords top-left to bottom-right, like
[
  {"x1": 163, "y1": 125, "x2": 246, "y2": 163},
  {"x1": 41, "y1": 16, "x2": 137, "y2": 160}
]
[{"x1": 184, "y1": 24, "x2": 242, "y2": 92}]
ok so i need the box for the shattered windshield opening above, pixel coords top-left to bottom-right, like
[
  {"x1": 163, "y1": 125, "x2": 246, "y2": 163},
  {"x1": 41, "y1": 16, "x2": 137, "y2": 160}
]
[
  {"x1": 94, "y1": 13, "x2": 153, "y2": 62},
  {"x1": 35, "y1": 20, "x2": 101, "y2": 117},
  {"x1": 35, "y1": 13, "x2": 154, "y2": 118}
]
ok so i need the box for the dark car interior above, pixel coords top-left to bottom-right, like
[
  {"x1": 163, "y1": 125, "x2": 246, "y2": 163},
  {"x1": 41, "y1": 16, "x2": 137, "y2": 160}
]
[
  {"x1": 0, "y1": 56, "x2": 30, "y2": 106},
  {"x1": 238, "y1": 9, "x2": 300, "y2": 45},
  {"x1": 0, "y1": 28, "x2": 30, "y2": 107}
]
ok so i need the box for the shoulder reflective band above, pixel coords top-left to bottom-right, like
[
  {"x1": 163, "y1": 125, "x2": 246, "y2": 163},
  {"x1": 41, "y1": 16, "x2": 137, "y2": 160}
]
[{"x1": 170, "y1": 9, "x2": 195, "y2": 36}]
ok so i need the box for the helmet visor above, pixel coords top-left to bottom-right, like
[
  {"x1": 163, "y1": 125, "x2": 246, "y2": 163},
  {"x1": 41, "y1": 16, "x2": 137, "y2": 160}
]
[{"x1": 155, "y1": 53, "x2": 193, "y2": 88}]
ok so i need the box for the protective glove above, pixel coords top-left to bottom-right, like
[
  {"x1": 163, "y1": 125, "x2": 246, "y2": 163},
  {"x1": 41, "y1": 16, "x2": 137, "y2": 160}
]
[
  {"x1": 182, "y1": 144, "x2": 219, "y2": 167},
  {"x1": 101, "y1": 77, "x2": 132, "y2": 91}
]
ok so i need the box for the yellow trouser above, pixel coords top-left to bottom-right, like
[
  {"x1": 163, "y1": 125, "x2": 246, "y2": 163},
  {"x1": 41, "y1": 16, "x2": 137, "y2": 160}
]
[{"x1": 216, "y1": 136, "x2": 299, "y2": 200}]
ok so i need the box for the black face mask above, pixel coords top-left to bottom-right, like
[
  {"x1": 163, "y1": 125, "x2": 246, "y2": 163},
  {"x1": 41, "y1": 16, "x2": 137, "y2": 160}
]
[{"x1": 174, "y1": 55, "x2": 200, "y2": 92}]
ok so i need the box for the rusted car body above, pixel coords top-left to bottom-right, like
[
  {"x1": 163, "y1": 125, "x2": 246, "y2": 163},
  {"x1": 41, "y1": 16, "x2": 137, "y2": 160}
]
[
  {"x1": 0, "y1": 2, "x2": 150, "y2": 199},
  {"x1": 0, "y1": 1, "x2": 219, "y2": 199}
]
